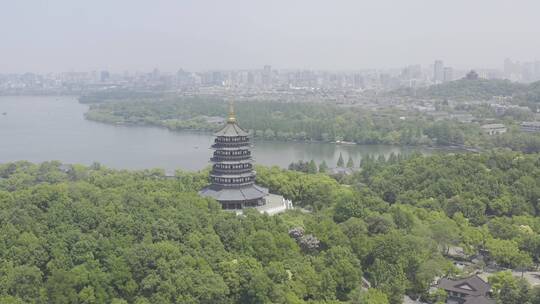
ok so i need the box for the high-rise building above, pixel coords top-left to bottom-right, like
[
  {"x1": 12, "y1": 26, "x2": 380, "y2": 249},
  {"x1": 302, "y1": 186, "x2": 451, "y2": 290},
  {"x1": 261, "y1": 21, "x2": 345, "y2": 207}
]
[
  {"x1": 176, "y1": 68, "x2": 193, "y2": 87},
  {"x1": 353, "y1": 73, "x2": 364, "y2": 89},
  {"x1": 100, "y1": 70, "x2": 110, "y2": 82},
  {"x1": 262, "y1": 65, "x2": 272, "y2": 88},
  {"x1": 504, "y1": 58, "x2": 523, "y2": 81},
  {"x1": 433, "y1": 60, "x2": 444, "y2": 83},
  {"x1": 91, "y1": 71, "x2": 99, "y2": 83},
  {"x1": 199, "y1": 102, "x2": 269, "y2": 210},
  {"x1": 443, "y1": 67, "x2": 454, "y2": 82},
  {"x1": 212, "y1": 71, "x2": 224, "y2": 86},
  {"x1": 151, "y1": 68, "x2": 160, "y2": 80},
  {"x1": 247, "y1": 72, "x2": 255, "y2": 87}
]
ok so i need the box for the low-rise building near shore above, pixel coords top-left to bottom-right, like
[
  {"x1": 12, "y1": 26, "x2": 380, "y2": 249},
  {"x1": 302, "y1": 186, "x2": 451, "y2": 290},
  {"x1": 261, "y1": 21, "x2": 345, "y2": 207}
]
[
  {"x1": 521, "y1": 121, "x2": 540, "y2": 133},
  {"x1": 481, "y1": 124, "x2": 507, "y2": 135}
]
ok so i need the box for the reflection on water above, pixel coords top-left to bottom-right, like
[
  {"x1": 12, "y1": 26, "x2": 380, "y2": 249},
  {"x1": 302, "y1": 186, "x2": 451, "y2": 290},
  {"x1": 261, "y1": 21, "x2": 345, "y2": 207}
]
[
  {"x1": 0, "y1": 96, "x2": 441, "y2": 171},
  {"x1": 253, "y1": 141, "x2": 435, "y2": 169}
]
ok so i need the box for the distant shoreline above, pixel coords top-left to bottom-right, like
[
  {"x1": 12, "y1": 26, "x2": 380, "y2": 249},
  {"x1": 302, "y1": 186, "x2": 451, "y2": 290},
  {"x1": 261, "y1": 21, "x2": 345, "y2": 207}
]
[{"x1": 82, "y1": 113, "x2": 467, "y2": 153}]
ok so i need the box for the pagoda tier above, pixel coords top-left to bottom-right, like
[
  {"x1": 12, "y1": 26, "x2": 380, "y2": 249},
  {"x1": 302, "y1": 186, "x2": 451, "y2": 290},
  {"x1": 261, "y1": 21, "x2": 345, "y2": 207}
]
[
  {"x1": 211, "y1": 145, "x2": 251, "y2": 150},
  {"x1": 211, "y1": 163, "x2": 253, "y2": 175},
  {"x1": 211, "y1": 148, "x2": 251, "y2": 157},
  {"x1": 199, "y1": 101, "x2": 268, "y2": 210},
  {"x1": 209, "y1": 173, "x2": 256, "y2": 187},
  {"x1": 211, "y1": 135, "x2": 251, "y2": 149}
]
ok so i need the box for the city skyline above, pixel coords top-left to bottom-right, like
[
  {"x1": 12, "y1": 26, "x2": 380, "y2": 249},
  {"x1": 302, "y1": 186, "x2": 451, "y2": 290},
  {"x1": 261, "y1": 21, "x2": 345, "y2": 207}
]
[
  {"x1": 1, "y1": 56, "x2": 538, "y2": 75},
  {"x1": 1, "y1": 0, "x2": 540, "y2": 73}
]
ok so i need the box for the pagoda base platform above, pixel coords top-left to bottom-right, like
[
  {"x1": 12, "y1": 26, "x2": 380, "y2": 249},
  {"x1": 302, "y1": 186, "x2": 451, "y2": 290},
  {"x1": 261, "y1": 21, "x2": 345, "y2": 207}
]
[
  {"x1": 232, "y1": 194, "x2": 293, "y2": 216},
  {"x1": 199, "y1": 183, "x2": 293, "y2": 215},
  {"x1": 256, "y1": 193, "x2": 293, "y2": 215},
  {"x1": 199, "y1": 183, "x2": 268, "y2": 209}
]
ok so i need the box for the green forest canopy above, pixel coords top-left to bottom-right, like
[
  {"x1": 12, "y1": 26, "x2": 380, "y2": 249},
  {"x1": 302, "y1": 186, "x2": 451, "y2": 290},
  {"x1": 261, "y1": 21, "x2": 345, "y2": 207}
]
[
  {"x1": 393, "y1": 78, "x2": 540, "y2": 102},
  {"x1": 2, "y1": 151, "x2": 540, "y2": 303},
  {"x1": 84, "y1": 96, "x2": 540, "y2": 152}
]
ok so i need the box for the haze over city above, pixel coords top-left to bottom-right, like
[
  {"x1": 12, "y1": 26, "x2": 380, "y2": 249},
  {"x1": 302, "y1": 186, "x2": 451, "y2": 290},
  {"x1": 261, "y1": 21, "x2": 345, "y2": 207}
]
[
  {"x1": 3, "y1": 1, "x2": 540, "y2": 304},
  {"x1": 2, "y1": 0, "x2": 540, "y2": 73}
]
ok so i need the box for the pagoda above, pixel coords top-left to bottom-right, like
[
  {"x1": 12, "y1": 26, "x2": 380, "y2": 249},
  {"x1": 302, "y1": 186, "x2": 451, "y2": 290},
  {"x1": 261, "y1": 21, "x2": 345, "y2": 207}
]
[{"x1": 199, "y1": 101, "x2": 268, "y2": 209}]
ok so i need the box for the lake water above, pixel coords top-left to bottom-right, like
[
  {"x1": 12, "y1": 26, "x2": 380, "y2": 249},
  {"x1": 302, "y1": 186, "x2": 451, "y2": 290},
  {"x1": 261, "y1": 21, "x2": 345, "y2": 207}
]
[{"x1": 0, "y1": 96, "x2": 442, "y2": 171}]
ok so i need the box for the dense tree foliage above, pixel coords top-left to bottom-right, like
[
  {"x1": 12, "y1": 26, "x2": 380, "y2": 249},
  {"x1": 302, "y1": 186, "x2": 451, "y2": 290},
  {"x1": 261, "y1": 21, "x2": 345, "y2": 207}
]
[
  {"x1": 488, "y1": 271, "x2": 540, "y2": 304},
  {"x1": 288, "y1": 160, "x2": 319, "y2": 174},
  {"x1": 1, "y1": 151, "x2": 540, "y2": 303},
  {"x1": 84, "y1": 95, "x2": 540, "y2": 153},
  {"x1": 393, "y1": 78, "x2": 530, "y2": 101},
  {"x1": 79, "y1": 90, "x2": 165, "y2": 104},
  {"x1": 85, "y1": 97, "x2": 438, "y2": 146}
]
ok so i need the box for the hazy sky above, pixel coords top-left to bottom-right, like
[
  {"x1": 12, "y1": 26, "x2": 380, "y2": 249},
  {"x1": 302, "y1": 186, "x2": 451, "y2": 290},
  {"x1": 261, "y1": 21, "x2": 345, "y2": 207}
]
[{"x1": 1, "y1": 0, "x2": 539, "y2": 73}]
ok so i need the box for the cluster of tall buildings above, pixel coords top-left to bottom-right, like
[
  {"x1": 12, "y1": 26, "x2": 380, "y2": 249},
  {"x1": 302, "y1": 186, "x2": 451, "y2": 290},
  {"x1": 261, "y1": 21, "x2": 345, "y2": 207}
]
[
  {"x1": 0, "y1": 67, "x2": 402, "y2": 93},
  {"x1": 177, "y1": 67, "x2": 375, "y2": 90},
  {"x1": 1, "y1": 58, "x2": 539, "y2": 95},
  {"x1": 433, "y1": 60, "x2": 454, "y2": 84},
  {"x1": 504, "y1": 58, "x2": 540, "y2": 83}
]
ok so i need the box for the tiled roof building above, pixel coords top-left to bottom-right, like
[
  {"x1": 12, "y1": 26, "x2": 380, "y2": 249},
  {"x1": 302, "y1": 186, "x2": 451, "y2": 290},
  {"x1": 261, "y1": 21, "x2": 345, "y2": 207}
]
[{"x1": 437, "y1": 275, "x2": 495, "y2": 304}]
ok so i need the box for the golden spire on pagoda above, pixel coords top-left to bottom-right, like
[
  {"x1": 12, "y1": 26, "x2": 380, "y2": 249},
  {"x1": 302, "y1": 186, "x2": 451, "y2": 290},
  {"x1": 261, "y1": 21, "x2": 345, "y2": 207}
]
[{"x1": 227, "y1": 98, "x2": 236, "y2": 123}]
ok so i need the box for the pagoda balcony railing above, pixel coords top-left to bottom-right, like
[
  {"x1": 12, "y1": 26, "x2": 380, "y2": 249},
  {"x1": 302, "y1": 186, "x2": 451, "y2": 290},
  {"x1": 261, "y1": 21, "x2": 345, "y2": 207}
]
[
  {"x1": 211, "y1": 144, "x2": 251, "y2": 150},
  {"x1": 216, "y1": 136, "x2": 248, "y2": 141},
  {"x1": 213, "y1": 141, "x2": 250, "y2": 148},
  {"x1": 211, "y1": 181, "x2": 255, "y2": 187},
  {"x1": 211, "y1": 155, "x2": 252, "y2": 162},
  {"x1": 211, "y1": 168, "x2": 253, "y2": 175},
  {"x1": 213, "y1": 150, "x2": 251, "y2": 156}
]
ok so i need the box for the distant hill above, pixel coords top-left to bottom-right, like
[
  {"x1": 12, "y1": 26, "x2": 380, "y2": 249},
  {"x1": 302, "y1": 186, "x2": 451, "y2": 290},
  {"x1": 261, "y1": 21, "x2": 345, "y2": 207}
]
[{"x1": 393, "y1": 78, "x2": 528, "y2": 101}]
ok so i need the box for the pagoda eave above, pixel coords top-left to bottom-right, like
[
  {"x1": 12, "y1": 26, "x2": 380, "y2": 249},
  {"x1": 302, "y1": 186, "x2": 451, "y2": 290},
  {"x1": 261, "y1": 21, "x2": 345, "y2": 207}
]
[
  {"x1": 209, "y1": 159, "x2": 253, "y2": 165},
  {"x1": 199, "y1": 184, "x2": 269, "y2": 202},
  {"x1": 210, "y1": 145, "x2": 252, "y2": 150},
  {"x1": 210, "y1": 172, "x2": 255, "y2": 179},
  {"x1": 211, "y1": 157, "x2": 253, "y2": 163}
]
